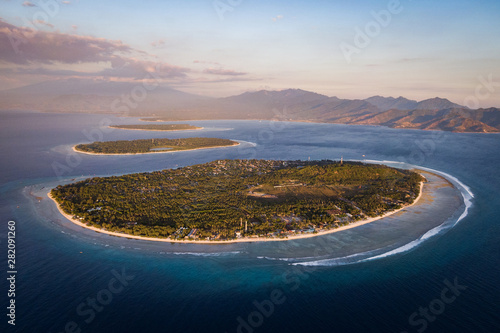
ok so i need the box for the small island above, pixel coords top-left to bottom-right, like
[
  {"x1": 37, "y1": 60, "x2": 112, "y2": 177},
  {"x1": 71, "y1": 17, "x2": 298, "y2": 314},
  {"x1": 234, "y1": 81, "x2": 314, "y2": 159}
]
[
  {"x1": 73, "y1": 137, "x2": 239, "y2": 155},
  {"x1": 49, "y1": 160, "x2": 424, "y2": 243},
  {"x1": 110, "y1": 124, "x2": 202, "y2": 131},
  {"x1": 140, "y1": 117, "x2": 178, "y2": 122}
]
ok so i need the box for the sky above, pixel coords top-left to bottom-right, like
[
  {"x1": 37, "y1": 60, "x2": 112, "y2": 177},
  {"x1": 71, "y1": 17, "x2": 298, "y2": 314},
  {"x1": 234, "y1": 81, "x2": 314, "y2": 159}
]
[{"x1": 1, "y1": 0, "x2": 500, "y2": 107}]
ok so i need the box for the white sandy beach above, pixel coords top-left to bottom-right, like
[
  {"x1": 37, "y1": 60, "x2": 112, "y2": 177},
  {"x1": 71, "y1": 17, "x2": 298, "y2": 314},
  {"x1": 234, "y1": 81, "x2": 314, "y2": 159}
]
[{"x1": 47, "y1": 178, "x2": 425, "y2": 244}]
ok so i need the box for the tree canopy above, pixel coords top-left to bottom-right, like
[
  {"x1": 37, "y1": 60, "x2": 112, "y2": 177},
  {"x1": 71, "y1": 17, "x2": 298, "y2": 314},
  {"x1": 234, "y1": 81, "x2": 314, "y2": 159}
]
[
  {"x1": 74, "y1": 137, "x2": 237, "y2": 154},
  {"x1": 51, "y1": 160, "x2": 423, "y2": 241}
]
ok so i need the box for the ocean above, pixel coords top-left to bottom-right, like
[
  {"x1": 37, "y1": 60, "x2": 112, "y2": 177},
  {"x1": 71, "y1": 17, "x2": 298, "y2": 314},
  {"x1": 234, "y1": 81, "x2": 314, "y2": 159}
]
[{"x1": 1, "y1": 110, "x2": 499, "y2": 333}]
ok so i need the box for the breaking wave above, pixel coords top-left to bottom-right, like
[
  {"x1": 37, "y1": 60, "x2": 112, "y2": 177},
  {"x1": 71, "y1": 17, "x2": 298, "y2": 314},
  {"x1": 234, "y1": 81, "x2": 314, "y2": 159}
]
[
  {"x1": 291, "y1": 162, "x2": 473, "y2": 267},
  {"x1": 235, "y1": 140, "x2": 258, "y2": 147}
]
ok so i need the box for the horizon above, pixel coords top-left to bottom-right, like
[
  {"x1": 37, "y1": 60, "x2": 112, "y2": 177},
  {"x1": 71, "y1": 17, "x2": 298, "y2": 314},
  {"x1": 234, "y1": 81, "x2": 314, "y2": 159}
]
[{"x1": 1, "y1": 0, "x2": 499, "y2": 108}]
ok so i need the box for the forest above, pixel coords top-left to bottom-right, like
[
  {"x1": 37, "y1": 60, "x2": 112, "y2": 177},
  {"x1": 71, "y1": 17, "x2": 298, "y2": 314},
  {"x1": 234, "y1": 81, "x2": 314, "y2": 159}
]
[
  {"x1": 51, "y1": 160, "x2": 423, "y2": 241},
  {"x1": 110, "y1": 124, "x2": 201, "y2": 131},
  {"x1": 74, "y1": 137, "x2": 238, "y2": 154}
]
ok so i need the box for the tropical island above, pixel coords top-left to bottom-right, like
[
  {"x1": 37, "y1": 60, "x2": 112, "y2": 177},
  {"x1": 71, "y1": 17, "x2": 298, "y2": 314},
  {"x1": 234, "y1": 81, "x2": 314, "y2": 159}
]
[
  {"x1": 49, "y1": 160, "x2": 424, "y2": 243},
  {"x1": 110, "y1": 124, "x2": 202, "y2": 131},
  {"x1": 73, "y1": 137, "x2": 239, "y2": 155}
]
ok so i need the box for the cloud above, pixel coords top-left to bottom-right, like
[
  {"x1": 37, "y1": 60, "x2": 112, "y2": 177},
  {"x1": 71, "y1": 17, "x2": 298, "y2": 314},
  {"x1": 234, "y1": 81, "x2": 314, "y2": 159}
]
[
  {"x1": 194, "y1": 60, "x2": 220, "y2": 65},
  {"x1": 98, "y1": 57, "x2": 190, "y2": 79},
  {"x1": 62, "y1": 1, "x2": 71, "y2": 4},
  {"x1": 0, "y1": 20, "x2": 132, "y2": 64},
  {"x1": 0, "y1": 20, "x2": 259, "y2": 89},
  {"x1": 272, "y1": 15, "x2": 284, "y2": 22},
  {"x1": 151, "y1": 39, "x2": 165, "y2": 48},
  {"x1": 34, "y1": 20, "x2": 54, "y2": 29},
  {"x1": 22, "y1": 1, "x2": 36, "y2": 7},
  {"x1": 1, "y1": 60, "x2": 190, "y2": 79},
  {"x1": 203, "y1": 68, "x2": 247, "y2": 76},
  {"x1": 71, "y1": 25, "x2": 78, "y2": 30},
  {"x1": 0, "y1": 67, "x2": 92, "y2": 77},
  {"x1": 183, "y1": 76, "x2": 259, "y2": 85},
  {"x1": 0, "y1": 20, "x2": 190, "y2": 80}
]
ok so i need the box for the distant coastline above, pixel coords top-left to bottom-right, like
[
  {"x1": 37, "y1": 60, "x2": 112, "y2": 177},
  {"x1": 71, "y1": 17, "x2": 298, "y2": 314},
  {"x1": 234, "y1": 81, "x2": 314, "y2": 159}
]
[
  {"x1": 47, "y1": 177, "x2": 425, "y2": 244},
  {"x1": 135, "y1": 116, "x2": 499, "y2": 134},
  {"x1": 8, "y1": 109, "x2": 498, "y2": 134}
]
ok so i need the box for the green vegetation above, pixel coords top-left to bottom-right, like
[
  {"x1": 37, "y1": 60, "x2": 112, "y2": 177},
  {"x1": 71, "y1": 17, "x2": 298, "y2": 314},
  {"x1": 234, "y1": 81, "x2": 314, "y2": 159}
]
[
  {"x1": 110, "y1": 124, "x2": 202, "y2": 131},
  {"x1": 74, "y1": 137, "x2": 238, "y2": 154},
  {"x1": 51, "y1": 160, "x2": 423, "y2": 241}
]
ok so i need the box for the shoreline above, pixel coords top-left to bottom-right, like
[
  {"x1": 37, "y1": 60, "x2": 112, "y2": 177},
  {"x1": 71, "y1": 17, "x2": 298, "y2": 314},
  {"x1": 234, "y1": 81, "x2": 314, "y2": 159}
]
[
  {"x1": 72, "y1": 141, "x2": 240, "y2": 156},
  {"x1": 108, "y1": 126, "x2": 204, "y2": 132},
  {"x1": 135, "y1": 117, "x2": 500, "y2": 134},
  {"x1": 6, "y1": 110, "x2": 498, "y2": 134},
  {"x1": 47, "y1": 177, "x2": 425, "y2": 244}
]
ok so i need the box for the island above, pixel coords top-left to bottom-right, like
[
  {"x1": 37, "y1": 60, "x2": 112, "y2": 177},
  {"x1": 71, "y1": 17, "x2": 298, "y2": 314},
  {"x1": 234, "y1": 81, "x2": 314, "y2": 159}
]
[
  {"x1": 140, "y1": 117, "x2": 173, "y2": 122},
  {"x1": 73, "y1": 137, "x2": 239, "y2": 155},
  {"x1": 110, "y1": 124, "x2": 202, "y2": 131},
  {"x1": 49, "y1": 160, "x2": 424, "y2": 243}
]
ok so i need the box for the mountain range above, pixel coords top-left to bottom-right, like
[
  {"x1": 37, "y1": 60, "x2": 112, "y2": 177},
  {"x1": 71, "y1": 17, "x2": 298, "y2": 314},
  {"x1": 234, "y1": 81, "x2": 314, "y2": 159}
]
[{"x1": 1, "y1": 79, "x2": 499, "y2": 133}]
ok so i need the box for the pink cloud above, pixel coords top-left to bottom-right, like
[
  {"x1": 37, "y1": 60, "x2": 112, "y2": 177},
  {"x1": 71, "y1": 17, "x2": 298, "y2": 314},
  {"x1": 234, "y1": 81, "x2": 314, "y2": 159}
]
[
  {"x1": 203, "y1": 68, "x2": 247, "y2": 76},
  {"x1": 34, "y1": 20, "x2": 54, "y2": 29},
  {"x1": 0, "y1": 20, "x2": 190, "y2": 80},
  {"x1": 1, "y1": 60, "x2": 190, "y2": 79},
  {"x1": 22, "y1": 1, "x2": 36, "y2": 7},
  {"x1": 193, "y1": 60, "x2": 220, "y2": 65},
  {"x1": 151, "y1": 39, "x2": 165, "y2": 48},
  {"x1": 272, "y1": 15, "x2": 284, "y2": 22},
  {"x1": 0, "y1": 20, "x2": 131, "y2": 65},
  {"x1": 99, "y1": 57, "x2": 189, "y2": 79}
]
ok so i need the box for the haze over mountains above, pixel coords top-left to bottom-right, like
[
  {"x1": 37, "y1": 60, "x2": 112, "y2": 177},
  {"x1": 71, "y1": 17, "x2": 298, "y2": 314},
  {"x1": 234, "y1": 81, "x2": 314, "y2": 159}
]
[{"x1": 1, "y1": 78, "x2": 499, "y2": 133}]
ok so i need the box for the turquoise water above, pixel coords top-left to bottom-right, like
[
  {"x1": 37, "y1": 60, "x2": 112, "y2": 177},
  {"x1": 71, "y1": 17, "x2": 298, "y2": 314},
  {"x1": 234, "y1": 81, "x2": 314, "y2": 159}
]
[{"x1": 1, "y1": 111, "x2": 499, "y2": 332}]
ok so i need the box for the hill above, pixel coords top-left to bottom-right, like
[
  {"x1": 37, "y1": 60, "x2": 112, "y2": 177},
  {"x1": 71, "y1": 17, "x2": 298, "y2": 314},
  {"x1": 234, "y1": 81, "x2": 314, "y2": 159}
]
[
  {"x1": 415, "y1": 97, "x2": 465, "y2": 110},
  {"x1": 365, "y1": 96, "x2": 418, "y2": 111},
  {"x1": 1, "y1": 80, "x2": 499, "y2": 132},
  {"x1": 352, "y1": 108, "x2": 500, "y2": 133}
]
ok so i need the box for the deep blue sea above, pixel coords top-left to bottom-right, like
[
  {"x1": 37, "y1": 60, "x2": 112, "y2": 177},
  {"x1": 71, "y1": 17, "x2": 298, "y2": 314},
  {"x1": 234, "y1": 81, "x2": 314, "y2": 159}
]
[{"x1": 1, "y1": 110, "x2": 499, "y2": 333}]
